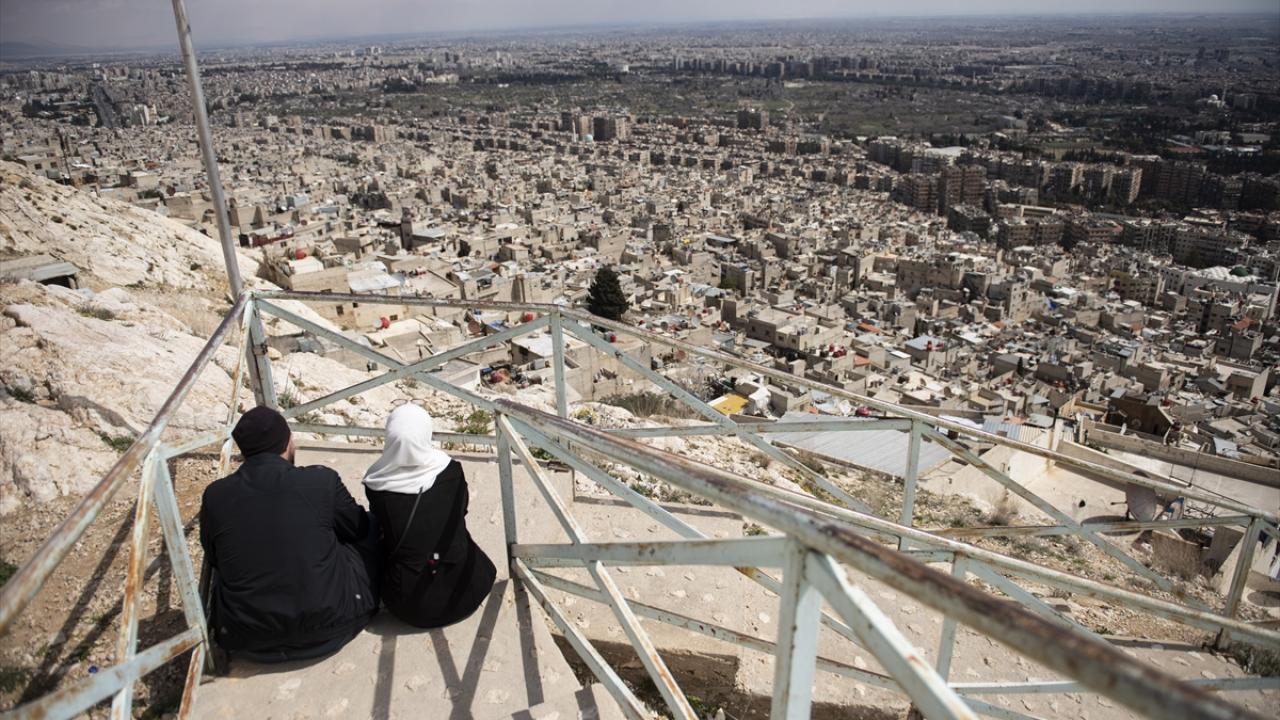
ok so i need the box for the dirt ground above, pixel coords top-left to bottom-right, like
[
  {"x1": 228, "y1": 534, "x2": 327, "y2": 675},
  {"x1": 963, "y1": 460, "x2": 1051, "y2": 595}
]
[{"x1": 0, "y1": 454, "x2": 221, "y2": 717}]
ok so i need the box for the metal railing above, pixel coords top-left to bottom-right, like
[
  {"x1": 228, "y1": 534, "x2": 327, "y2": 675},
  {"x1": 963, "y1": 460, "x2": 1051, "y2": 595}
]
[{"x1": 1, "y1": 289, "x2": 1276, "y2": 720}]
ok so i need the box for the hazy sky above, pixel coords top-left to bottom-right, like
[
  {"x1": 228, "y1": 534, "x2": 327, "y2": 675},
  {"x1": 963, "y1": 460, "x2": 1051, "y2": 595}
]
[{"x1": 2, "y1": 0, "x2": 1277, "y2": 51}]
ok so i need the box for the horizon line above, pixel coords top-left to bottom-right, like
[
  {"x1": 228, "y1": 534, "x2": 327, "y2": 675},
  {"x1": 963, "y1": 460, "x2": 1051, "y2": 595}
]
[{"x1": 2, "y1": 10, "x2": 1277, "y2": 61}]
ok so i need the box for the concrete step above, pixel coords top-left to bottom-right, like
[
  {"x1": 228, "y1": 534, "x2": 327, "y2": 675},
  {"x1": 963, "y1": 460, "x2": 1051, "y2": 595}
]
[
  {"x1": 192, "y1": 579, "x2": 586, "y2": 720},
  {"x1": 485, "y1": 683, "x2": 627, "y2": 720},
  {"x1": 191, "y1": 446, "x2": 620, "y2": 720}
]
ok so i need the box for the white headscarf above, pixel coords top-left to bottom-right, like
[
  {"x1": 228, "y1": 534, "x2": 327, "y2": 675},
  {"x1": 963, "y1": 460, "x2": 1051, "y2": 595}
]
[{"x1": 362, "y1": 405, "x2": 453, "y2": 494}]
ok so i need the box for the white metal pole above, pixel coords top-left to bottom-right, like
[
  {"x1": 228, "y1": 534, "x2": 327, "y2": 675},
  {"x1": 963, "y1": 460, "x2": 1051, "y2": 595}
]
[{"x1": 170, "y1": 0, "x2": 243, "y2": 295}]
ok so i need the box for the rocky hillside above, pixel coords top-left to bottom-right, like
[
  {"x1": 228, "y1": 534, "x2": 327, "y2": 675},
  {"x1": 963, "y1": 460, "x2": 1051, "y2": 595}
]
[
  {"x1": 0, "y1": 160, "x2": 258, "y2": 291},
  {"x1": 0, "y1": 163, "x2": 428, "y2": 514}
]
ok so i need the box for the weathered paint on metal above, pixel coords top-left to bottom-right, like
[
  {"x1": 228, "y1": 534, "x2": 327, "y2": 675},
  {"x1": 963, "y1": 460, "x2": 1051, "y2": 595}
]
[
  {"x1": 964, "y1": 562, "x2": 1104, "y2": 644},
  {"x1": 524, "y1": 567, "x2": 891, "y2": 689},
  {"x1": 5, "y1": 627, "x2": 201, "y2": 720},
  {"x1": 245, "y1": 300, "x2": 277, "y2": 408},
  {"x1": 935, "y1": 558, "x2": 968, "y2": 680},
  {"x1": 257, "y1": 288, "x2": 565, "y2": 315},
  {"x1": 559, "y1": 308, "x2": 1276, "y2": 526},
  {"x1": 606, "y1": 418, "x2": 915, "y2": 438},
  {"x1": 108, "y1": 453, "x2": 161, "y2": 720},
  {"x1": 287, "y1": 422, "x2": 495, "y2": 446},
  {"x1": 176, "y1": 643, "x2": 206, "y2": 720},
  {"x1": 550, "y1": 310, "x2": 568, "y2": 418},
  {"x1": 512, "y1": 537, "x2": 791, "y2": 569},
  {"x1": 933, "y1": 515, "x2": 1255, "y2": 539},
  {"x1": 508, "y1": 415, "x2": 868, "y2": 648},
  {"x1": 923, "y1": 427, "x2": 1196, "y2": 606},
  {"x1": 0, "y1": 292, "x2": 248, "y2": 636},
  {"x1": 496, "y1": 423, "x2": 518, "y2": 551},
  {"x1": 494, "y1": 400, "x2": 1268, "y2": 720},
  {"x1": 899, "y1": 420, "x2": 923, "y2": 550},
  {"x1": 770, "y1": 542, "x2": 822, "y2": 720},
  {"x1": 950, "y1": 675, "x2": 1280, "y2": 695},
  {"x1": 501, "y1": 415, "x2": 696, "y2": 719},
  {"x1": 253, "y1": 297, "x2": 499, "y2": 410},
  {"x1": 806, "y1": 553, "x2": 977, "y2": 720},
  {"x1": 257, "y1": 299, "x2": 547, "y2": 417},
  {"x1": 512, "y1": 560, "x2": 651, "y2": 720},
  {"x1": 564, "y1": 319, "x2": 875, "y2": 514},
  {"x1": 151, "y1": 458, "x2": 213, "y2": 674},
  {"x1": 217, "y1": 302, "x2": 254, "y2": 475},
  {"x1": 645, "y1": 448, "x2": 1278, "y2": 649},
  {"x1": 1223, "y1": 517, "x2": 1264, "y2": 621}
]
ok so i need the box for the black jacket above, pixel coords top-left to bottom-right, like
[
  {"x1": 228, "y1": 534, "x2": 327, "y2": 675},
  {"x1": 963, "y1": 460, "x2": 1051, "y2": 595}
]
[
  {"x1": 200, "y1": 454, "x2": 379, "y2": 653},
  {"x1": 365, "y1": 460, "x2": 496, "y2": 628}
]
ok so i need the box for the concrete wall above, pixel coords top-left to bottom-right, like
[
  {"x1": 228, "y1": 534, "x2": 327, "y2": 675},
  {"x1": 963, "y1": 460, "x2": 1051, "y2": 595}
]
[{"x1": 1085, "y1": 425, "x2": 1280, "y2": 488}]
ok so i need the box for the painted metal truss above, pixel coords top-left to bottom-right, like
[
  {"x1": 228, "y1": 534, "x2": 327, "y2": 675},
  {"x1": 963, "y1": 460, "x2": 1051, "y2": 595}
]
[{"x1": 1, "y1": 290, "x2": 1276, "y2": 720}]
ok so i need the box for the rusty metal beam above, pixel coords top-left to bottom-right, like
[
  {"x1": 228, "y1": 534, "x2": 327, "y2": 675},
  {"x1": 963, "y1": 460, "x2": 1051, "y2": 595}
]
[
  {"x1": 806, "y1": 552, "x2": 977, "y2": 720},
  {"x1": 0, "y1": 292, "x2": 249, "y2": 636},
  {"x1": 256, "y1": 288, "x2": 564, "y2": 314},
  {"x1": 493, "y1": 400, "x2": 1265, "y2": 720},
  {"x1": 932, "y1": 515, "x2": 1255, "y2": 539},
  {"x1": 512, "y1": 560, "x2": 650, "y2": 720},
  {"x1": 558, "y1": 309, "x2": 1275, "y2": 526},
  {"x1": 513, "y1": 537, "x2": 790, "y2": 568},
  {"x1": 108, "y1": 453, "x2": 161, "y2": 720},
  {"x1": 4, "y1": 627, "x2": 202, "y2": 720},
  {"x1": 499, "y1": 416, "x2": 696, "y2": 719}
]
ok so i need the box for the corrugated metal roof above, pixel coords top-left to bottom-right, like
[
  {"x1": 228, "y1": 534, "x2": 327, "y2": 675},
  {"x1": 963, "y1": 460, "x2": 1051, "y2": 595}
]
[{"x1": 764, "y1": 412, "x2": 951, "y2": 479}]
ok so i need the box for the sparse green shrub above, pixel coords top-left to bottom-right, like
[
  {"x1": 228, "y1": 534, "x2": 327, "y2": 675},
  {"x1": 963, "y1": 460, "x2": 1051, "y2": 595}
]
[
  {"x1": 0, "y1": 559, "x2": 17, "y2": 587},
  {"x1": 628, "y1": 480, "x2": 657, "y2": 499},
  {"x1": 77, "y1": 306, "x2": 117, "y2": 321},
  {"x1": 456, "y1": 409, "x2": 493, "y2": 436},
  {"x1": 277, "y1": 385, "x2": 300, "y2": 409},
  {"x1": 97, "y1": 432, "x2": 134, "y2": 452}
]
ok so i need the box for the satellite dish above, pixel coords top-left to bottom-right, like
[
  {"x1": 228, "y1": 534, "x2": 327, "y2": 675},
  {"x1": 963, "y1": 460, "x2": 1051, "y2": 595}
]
[
  {"x1": 1126, "y1": 484, "x2": 1160, "y2": 522},
  {"x1": 1126, "y1": 482, "x2": 1184, "y2": 522}
]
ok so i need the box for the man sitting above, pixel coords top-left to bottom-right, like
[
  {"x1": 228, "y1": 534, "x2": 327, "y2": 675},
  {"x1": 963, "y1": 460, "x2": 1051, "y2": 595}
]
[{"x1": 200, "y1": 406, "x2": 380, "y2": 663}]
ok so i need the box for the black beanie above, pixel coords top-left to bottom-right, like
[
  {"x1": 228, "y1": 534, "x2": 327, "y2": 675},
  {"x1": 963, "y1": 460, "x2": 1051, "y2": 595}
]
[{"x1": 232, "y1": 406, "x2": 292, "y2": 458}]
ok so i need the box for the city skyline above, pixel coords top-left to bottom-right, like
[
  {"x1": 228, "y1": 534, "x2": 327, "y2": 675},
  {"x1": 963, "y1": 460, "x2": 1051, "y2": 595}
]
[{"x1": 2, "y1": 0, "x2": 1278, "y2": 55}]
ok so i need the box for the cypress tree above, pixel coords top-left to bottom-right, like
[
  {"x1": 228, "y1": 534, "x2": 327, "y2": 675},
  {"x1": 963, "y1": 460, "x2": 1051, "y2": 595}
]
[{"x1": 586, "y1": 266, "x2": 630, "y2": 321}]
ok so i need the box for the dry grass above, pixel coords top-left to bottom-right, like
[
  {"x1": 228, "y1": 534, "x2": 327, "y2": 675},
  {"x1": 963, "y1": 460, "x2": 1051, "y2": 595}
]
[
  {"x1": 601, "y1": 391, "x2": 701, "y2": 420},
  {"x1": 130, "y1": 287, "x2": 226, "y2": 340}
]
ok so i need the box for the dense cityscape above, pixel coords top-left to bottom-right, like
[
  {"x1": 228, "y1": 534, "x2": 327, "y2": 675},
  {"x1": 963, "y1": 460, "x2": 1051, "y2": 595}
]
[
  {"x1": 0, "y1": 9, "x2": 1278, "y2": 720},
  {"x1": 6, "y1": 14, "x2": 1276, "y2": 464}
]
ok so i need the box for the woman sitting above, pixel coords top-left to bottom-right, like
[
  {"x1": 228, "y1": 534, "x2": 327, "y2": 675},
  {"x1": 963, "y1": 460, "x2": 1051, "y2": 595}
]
[{"x1": 363, "y1": 404, "x2": 497, "y2": 628}]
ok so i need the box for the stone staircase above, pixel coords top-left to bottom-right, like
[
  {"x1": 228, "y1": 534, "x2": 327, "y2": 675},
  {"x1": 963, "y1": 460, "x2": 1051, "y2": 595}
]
[{"x1": 191, "y1": 443, "x2": 1276, "y2": 720}]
